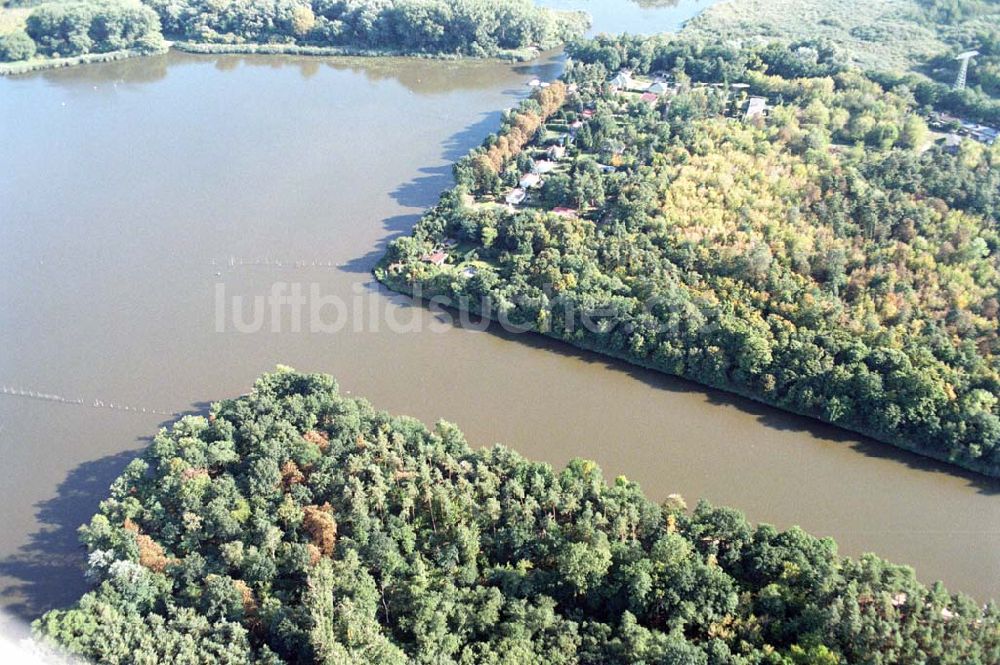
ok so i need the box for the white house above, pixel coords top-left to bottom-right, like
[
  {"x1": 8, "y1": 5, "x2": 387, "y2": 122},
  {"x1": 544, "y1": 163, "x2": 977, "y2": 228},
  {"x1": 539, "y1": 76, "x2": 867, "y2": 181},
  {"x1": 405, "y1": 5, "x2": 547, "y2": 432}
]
[
  {"x1": 610, "y1": 71, "x2": 633, "y2": 90},
  {"x1": 744, "y1": 96, "x2": 768, "y2": 121},
  {"x1": 519, "y1": 173, "x2": 542, "y2": 189},
  {"x1": 531, "y1": 160, "x2": 556, "y2": 174},
  {"x1": 505, "y1": 188, "x2": 527, "y2": 205}
]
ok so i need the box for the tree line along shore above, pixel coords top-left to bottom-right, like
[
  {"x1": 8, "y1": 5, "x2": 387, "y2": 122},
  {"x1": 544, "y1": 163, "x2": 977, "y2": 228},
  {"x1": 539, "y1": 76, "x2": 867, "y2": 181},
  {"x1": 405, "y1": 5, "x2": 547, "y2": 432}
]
[
  {"x1": 0, "y1": 0, "x2": 591, "y2": 74},
  {"x1": 377, "y1": 32, "x2": 999, "y2": 477},
  {"x1": 32, "y1": 370, "x2": 1000, "y2": 663}
]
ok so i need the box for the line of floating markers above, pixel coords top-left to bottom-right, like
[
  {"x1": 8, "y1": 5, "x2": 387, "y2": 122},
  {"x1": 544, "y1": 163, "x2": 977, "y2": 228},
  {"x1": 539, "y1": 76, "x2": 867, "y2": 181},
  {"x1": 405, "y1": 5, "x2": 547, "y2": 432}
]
[
  {"x1": 0, "y1": 385, "x2": 177, "y2": 416},
  {"x1": 212, "y1": 256, "x2": 343, "y2": 269}
]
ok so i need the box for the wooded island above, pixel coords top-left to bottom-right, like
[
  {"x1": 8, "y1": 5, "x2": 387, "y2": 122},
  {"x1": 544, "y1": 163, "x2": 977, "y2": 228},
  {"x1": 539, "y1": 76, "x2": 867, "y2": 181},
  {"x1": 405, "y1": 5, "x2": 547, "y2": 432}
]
[{"x1": 33, "y1": 370, "x2": 1000, "y2": 663}]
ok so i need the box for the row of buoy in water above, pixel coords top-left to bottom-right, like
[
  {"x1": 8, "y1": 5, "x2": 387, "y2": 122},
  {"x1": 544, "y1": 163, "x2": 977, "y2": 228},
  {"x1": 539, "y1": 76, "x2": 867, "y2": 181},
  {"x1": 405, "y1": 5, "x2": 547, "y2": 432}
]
[
  {"x1": 212, "y1": 257, "x2": 342, "y2": 269},
  {"x1": 0, "y1": 385, "x2": 177, "y2": 416}
]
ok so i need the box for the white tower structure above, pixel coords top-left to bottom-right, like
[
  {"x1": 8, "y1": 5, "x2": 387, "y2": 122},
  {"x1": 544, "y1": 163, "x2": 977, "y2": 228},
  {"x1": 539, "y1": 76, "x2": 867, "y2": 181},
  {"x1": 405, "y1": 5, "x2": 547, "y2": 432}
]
[{"x1": 954, "y1": 51, "x2": 979, "y2": 90}]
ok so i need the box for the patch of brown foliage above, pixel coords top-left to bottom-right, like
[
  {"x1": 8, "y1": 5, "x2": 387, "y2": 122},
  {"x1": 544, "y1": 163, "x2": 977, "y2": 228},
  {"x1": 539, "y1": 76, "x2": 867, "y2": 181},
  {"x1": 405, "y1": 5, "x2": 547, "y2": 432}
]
[
  {"x1": 302, "y1": 503, "x2": 337, "y2": 557},
  {"x1": 303, "y1": 429, "x2": 329, "y2": 451},
  {"x1": 123, "y1": 518, "x2": 171, "y2": 573},
  {"x1": 281, "y1": 460, "x2": 305, "y2": 488},
  {"x1": 180, "y1": 467, "x2": 209, "y2": 482},
  {"x1": 479, "y1": 82, "x2": 567, "y2": 177},
  {"x1": 535, "y1": 81, "x2": 567, "y2": 117},
  {"x1": 232, "y1": 579, "x2": 258, "y2": 616}
]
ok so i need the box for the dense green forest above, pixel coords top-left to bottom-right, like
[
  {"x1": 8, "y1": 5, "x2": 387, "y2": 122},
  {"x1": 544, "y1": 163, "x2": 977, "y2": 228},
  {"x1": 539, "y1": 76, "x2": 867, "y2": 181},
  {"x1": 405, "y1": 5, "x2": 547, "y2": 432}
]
[
  {"x1": 32, "y1": 370, "x2": 1000, "y2": 663},
  {"x1": 0, "y1": 0, "x2": 590, "y2": 66},
  {"x1": 149, "y1": 0, "x2": 588, "y2": 56},
  {"x1": 0, "y1": 0, "x2": 164, "y2": 62},
  {"x1": 377, "y1": 35, "x2": 1000, "y2": 476}
]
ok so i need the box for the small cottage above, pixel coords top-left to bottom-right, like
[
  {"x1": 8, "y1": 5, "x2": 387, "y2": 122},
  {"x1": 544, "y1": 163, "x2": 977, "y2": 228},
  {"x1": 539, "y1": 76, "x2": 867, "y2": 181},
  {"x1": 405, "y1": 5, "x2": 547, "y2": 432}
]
[
  {"x1": 744, "y1": 96, "x2": 768, "y2": 121},
  {"x1": 505, "y1": 188, "x2": 527, "y2": 206},
  {"x1": 519, "y1": 173, "x2": 542, "y2": 189},
  {"x1": 531, "y1": 160, "x2": 556, "y2": 174},
  {"x1": 422, "y1": 251, "x2": 448, "y2": 267},
  {"x1": 610, "y1": 71, "x2": 633, "y2": 90}
]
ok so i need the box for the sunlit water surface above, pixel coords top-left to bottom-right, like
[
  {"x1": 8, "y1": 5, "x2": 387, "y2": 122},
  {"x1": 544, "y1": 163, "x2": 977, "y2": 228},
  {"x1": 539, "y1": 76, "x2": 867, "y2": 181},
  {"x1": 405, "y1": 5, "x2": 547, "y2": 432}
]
[{"x1": 1, "y1": 0, "x2": 997, "y2": 640}]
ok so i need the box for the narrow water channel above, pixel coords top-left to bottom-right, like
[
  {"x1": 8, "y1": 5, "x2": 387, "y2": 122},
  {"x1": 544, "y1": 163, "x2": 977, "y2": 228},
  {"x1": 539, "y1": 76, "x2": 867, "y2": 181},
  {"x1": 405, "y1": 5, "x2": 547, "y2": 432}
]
[{"x1": 0, "y1": 0, "x2": 997, "y2": 639}]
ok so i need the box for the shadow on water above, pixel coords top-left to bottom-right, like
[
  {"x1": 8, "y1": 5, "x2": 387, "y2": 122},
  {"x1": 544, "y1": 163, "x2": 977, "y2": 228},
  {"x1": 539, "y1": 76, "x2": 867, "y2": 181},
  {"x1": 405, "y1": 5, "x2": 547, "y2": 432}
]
[
  {"x1": 0, "y1": 448, "x2": 140, "y2": 623},
  {"x1": 510, "y1": 50, "x2": 567, "y2": 81},
  {"x1": 32, "y1": 52, "x2": 171, "y2": 88},
  {"x1": 0, "y1": 404, "x2": 214, "y2": 625},
  {"x1": 335, "y1": 96, "x2": 1000, "y2": 495},
  {"x1": 342, "y1": 110, "x2": 505, "y2": 275},
  {"x1": 420, "y1": 301, "x2": 1000, "y2": 496}
]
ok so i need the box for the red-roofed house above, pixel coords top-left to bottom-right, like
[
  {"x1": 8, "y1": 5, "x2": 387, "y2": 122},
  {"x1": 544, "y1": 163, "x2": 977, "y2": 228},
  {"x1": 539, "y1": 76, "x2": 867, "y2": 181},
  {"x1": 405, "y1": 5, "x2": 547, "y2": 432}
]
[
  {"x1": 422, "y1": 251, "x2": 448, "y2": 266},
  {"x1": 640, "y1": 92, "x2": 658, "y2": 104}
]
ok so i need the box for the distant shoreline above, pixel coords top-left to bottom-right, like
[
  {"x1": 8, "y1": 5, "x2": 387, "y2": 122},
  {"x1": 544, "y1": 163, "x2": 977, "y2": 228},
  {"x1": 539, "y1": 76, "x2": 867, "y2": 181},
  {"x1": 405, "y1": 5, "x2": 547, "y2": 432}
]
[
  {"x1": 375, "y1": 271, "x2": 1000, "y2": 480},
  {"x1": 0, "y1": 46, "x2": 167, "y2": 76},
  {"x1": 171, "y1": 41, "x2": 542, "y2": 63},
  {"x1": 0, "y1": 40, "x2": 545, "y2": 77}
]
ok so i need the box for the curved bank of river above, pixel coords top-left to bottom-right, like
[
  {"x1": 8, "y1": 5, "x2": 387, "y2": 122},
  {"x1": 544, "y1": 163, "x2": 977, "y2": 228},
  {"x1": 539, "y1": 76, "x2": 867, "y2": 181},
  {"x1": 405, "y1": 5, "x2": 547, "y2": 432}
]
[{"x1": 0, "y1": 0, "x2": 996, "y2": 639}]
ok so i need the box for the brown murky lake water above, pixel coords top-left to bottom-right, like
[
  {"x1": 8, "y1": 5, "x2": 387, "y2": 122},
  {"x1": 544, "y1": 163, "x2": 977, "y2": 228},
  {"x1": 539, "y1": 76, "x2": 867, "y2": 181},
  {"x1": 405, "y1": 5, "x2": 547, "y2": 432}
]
[{"x1": 1, "y1": 0, "x2": 997, "y2": 638}]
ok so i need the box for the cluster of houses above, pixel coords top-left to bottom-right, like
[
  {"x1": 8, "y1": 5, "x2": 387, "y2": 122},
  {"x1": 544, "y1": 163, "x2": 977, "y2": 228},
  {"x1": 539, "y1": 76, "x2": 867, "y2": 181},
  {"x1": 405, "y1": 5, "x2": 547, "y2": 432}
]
[
  {"x1": 608, "y1": 69, "x2": 767, "y2": 121},
  {"x1": 609, "y1": 70, "x2": 676, "y2": 104},
  {"x1": 505, "y1": 166, "x2": 549, "y2": 206},
  {"x1": 930, "y1": 111, "x2": 999, "y2": 148},
  {"x1": 498, "y1": 70, "x2": 770, "y2": 212}
]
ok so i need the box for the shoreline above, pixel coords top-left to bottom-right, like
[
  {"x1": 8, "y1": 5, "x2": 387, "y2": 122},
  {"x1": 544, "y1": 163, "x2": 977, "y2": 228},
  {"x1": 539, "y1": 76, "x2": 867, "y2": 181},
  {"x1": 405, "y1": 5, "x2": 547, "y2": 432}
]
[
  {"x1": 374, "y1": 270, "x2": 1000, "y2": 480},
  {"x1": 170, "y1": 40, "x2": 543, "y2": 63},
  {"x1": 0, "y1": 41, "x2": 542, "y2": 77},
  {"x1": 0, "y1": 46, "x2": 167, "y2": 76}
]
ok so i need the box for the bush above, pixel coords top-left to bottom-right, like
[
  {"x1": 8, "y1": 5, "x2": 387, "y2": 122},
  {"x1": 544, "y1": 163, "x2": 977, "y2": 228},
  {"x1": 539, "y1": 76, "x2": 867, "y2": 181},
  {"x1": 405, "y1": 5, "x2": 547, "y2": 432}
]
[
  {"x1": 25, "y1": 0, "x2": 163, "y2": 58},
  {"x1": 0, "y1": 29, "x2": 37, "y2": 62}
]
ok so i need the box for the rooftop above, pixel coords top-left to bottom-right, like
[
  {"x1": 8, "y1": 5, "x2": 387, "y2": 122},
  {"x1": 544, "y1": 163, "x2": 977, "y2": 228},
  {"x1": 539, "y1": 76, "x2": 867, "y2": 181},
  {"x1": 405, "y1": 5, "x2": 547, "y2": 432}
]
[
  {"x1": 745, "y1": 96, "x2": 768, "y2": 120},
  {"x1": 505, "y1": 188, "x2": 527, "y2": 205},
  {"x1": 519, "y1": 173, "x2": 542, "y2": 188},
  {"x1": 422, "y1": 251, "x2": 448, "y2": 266}
]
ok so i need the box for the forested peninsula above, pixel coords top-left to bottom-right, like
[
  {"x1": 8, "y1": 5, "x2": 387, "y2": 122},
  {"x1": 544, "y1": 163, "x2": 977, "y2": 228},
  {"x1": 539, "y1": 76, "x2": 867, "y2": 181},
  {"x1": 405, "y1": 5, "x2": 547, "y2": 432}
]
[
  {"x1": 376, "y1": 34, "x2": 1000, "y2": 476},
  {"x1": 32, "y1": 370, "x2": 1000, "y2": 663},
  {"x1": 0, "y1": 0, "x2": 590, "y2": 74}
]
